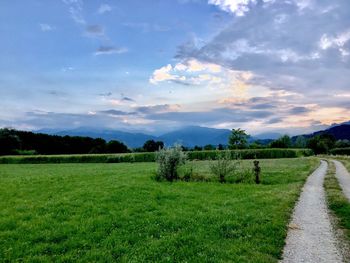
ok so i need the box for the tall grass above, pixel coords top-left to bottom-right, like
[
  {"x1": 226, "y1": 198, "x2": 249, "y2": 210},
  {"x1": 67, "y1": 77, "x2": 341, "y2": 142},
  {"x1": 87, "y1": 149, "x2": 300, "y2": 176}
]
[{"x1": 0, "y1": 148, "x2": 313, "y2": 164}]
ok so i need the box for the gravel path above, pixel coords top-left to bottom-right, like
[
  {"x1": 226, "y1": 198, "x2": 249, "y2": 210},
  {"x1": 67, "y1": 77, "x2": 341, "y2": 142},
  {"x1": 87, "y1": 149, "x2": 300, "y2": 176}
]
[
  {"x1": 281, "y1": 160, "x2": 343, "y2": 263},
  {"x1": 333, "y1": 160, "x2": 350, "y2": 202}
]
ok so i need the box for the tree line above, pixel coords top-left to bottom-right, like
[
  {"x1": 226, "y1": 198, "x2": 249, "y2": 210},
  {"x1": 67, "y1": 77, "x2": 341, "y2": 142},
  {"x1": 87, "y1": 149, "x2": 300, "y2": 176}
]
[{"x1": 1, "y1": 128, "x2": 349, "y2": 156}]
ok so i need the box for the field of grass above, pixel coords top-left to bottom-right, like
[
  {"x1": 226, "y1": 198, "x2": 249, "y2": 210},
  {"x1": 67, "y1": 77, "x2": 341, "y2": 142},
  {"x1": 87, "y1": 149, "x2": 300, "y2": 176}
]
[{"x1": 0, "y1": 158, "x2": 318, "y2": 262}]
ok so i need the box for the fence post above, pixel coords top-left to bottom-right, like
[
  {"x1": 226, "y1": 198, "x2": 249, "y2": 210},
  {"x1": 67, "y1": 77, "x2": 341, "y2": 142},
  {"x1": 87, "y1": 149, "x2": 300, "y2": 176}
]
[{"x1": 253, "y1": 160, "x2": 261, "y2": 184}]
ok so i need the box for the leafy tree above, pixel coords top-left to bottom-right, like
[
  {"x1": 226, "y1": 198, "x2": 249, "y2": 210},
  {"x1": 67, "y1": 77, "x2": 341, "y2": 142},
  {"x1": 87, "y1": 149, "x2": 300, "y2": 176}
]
[
  {"x1": 228, "y1": 128, "x2": 249, "y2": 149},
  {"x1": 0, "y1": 128, "x2": 21, "y2": 155},
  {"x1": 335, "y1": 139, "x2": 350, "y2": 148},
  {"x1": 143, "y1": 140, "x2": 164, "y2": 152},
  {"x1": 295, "y1": 136, "x2": 307, "y2": 148},
  {"x1": 270, "y1": 135, "x2": 292, "y2": 148},
  {"x1": 204, "y1": 144, "x2": 215, "y2": 150},
  {"x1": 106, "y1": 140, "x2": 129, "y2": 153},
  {"x1": 307, "y1": 134, "x2": 336, "y2": 154},
  {"x1": 217, "y1": 144, "x2": 225, "y2": 150},
  {"x1": 193, "y1": 145, "x2": 202, "y2": 151}
]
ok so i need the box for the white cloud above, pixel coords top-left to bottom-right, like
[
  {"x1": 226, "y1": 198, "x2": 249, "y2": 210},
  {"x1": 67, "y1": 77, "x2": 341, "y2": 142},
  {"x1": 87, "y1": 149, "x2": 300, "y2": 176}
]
[
  {"x1": 94, "y1": 46, "x2": 128, "y2": 56},
  {"x1": 39, "y1": 23, "x2": 54, "y2": 32},
  {"x1": 208, "y1": 0, "x2": 257, "y2": 16},
  {"x1": 98, "y1": 4, "x2": 112, "y2": 14},
  {"x1": 319, "y1": 29, "x2": 350, "y2": 57},
  {"x1": 62, "y1": 0, "x2": 86, "y2": 25}
]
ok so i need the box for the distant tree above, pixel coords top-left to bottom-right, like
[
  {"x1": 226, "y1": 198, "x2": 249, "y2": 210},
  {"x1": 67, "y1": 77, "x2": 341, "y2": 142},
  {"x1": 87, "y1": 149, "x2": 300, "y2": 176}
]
[
  {"x1": 307, "y1": 134, "x2": 336, "y2": 154},
  {"x1": 106, "y1": 140, "x2": 129, "y2": 153},
  {"x1": 228, "y1": 128, "x2": 249, "y2": 149},
  {"x1": 143, "y1": 140, "x2": 164, "y2": 152},
  {"x1": 249, "y1": 140, "x2": 263, "y2": 149},
  {"x1": 295, "y1": 136, "x2": 307, "y2": 148},
  {"x1": 217, "y1": 144, "x2": 225, "y2": 150},
  {"x1": 193, "y1": 145, "x2": 203, "y2": 151},
  {"x1": 204, "y1": 144, "x2": 215, "y2": 151},
  {"x1": 335, "y1": 139, "x2": 350, "y2": 148},
  {"x1": 0, "y1": 128, "x2": 21, "y2": 155},
  {"x1": 270, "y1": 135, "x2": 292, "y2": 148}
]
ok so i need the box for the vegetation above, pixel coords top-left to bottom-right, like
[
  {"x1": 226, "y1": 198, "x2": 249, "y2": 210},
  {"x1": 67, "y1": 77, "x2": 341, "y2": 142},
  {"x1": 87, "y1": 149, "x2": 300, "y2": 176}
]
[
  {"x1": 0, "y1": 148, "x2": 313, "y2": 164},
  {"x1": 0, "y1": 158, "x2": 318, "y2": 262},
  {"x1": 324, "y1": 160, "x2": 350, "y2": 246},
  {"x1": 270, "y1": 135, "x2": 292, "y2": 148},
  {"x1": 209, "y1": 151, "x2": 253, "y2": 183},
  {"x1": 228, "y1": 128, "x2": 249, "y2": 149},
  {"x1": 0, "y1": 128, "x2": 130, "y2": 155},
  {"x1": 307, "y1": 134, "x2": 336, "y2": 154},
  {"x1": 155, "y1": 145, "x2": 187, "y2": 181},
  {"x1": 143, "y1": 140, "x2": 164, "y2": 152},
  {"x1": 330, "y1": 147, "x2": 350, "y2": 156}
]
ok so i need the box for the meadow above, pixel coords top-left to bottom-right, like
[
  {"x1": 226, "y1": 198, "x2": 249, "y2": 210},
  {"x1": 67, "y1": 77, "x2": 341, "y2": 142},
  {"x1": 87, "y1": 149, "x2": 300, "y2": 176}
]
[{"x1": 0, "y1": 158, "x2": 318, "y2": 262}]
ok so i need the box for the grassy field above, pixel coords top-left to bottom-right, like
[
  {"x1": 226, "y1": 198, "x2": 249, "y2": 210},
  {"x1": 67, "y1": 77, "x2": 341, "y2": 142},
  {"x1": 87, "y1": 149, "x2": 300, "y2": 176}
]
[{"x1": 0, "y1": 158, "x2": 318, "y2": 262}]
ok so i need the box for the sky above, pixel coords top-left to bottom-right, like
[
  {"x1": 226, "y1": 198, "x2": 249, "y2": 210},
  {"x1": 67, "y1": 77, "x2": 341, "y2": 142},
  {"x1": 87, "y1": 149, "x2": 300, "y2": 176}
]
[{"x1": 0, "y1": 0, "x2": 349, "y2": 136}]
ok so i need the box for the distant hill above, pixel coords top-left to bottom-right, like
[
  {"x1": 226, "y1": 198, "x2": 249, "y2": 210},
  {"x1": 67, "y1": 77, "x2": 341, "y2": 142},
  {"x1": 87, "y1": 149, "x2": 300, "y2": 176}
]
[
  {"x1": 158, "y1": 126, "x2": 231, "y2": 147},
  {"x1": 297, "y1": 124, "x2": 350, "y2": 140},
  {"x1": 38, "y1": 128, "x2": 156, "y2": 148},
  {"x1": 37, "y1": 126, "x2": 277, "y2": 148},
  {"x1": 36, "y1": 123, "x2": 350, "y2": 148}
]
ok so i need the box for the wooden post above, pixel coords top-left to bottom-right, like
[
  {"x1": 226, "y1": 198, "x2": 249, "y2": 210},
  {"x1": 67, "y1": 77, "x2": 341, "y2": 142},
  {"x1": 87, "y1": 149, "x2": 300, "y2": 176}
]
[{"x1": 253, "y1": 160, "x2": 261, "y2": 184}]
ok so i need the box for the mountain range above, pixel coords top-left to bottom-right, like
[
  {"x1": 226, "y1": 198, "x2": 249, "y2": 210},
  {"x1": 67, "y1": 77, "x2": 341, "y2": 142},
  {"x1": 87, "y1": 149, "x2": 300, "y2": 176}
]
[{"x1": 38, "y1": 122, "x2": 350, "y2": 148}]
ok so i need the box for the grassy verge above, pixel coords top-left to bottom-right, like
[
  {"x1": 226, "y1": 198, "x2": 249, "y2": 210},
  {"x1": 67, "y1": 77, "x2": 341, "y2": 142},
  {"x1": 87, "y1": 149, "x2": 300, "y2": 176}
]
[
  {"x1": 0, "y1": 158, "x2": 318, "y2": 262},
  {"x1": 0, "y1": 148, "x2": 314, "y2": 164},
  {"x1": 324, "y1": 160, "x2": 350, "y2": 248}
]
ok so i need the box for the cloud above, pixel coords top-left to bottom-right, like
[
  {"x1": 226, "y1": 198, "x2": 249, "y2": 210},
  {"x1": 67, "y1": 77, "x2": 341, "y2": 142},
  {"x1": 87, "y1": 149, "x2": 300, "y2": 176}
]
[
  {"x1": 39, "y1": 23, "x2": 54, "y2": 32},
  {"x1": 135, "y1": 104, "x2": 181, "y2": 114},
  {"x1": 98, "y1": 4, "x2": 112, "y2": 14},
  {"x1": 85, "y1": 25, "x2": 105, "y2": 38},
  {"x1": 123, "y1": 22, "x2": 171, "y2": 33},
  {"x1": 62, "y1": 0, "x2": 86, "y2": 25},
  {"x1": 208, "y1": 0, "x2": 258, "y2": 16},
  {"x1": 122, "y1": 97, "x2": 135, "y2": 102},
  {"x1": 94, "y1": 46, "x2": 128, "y2": 56}
]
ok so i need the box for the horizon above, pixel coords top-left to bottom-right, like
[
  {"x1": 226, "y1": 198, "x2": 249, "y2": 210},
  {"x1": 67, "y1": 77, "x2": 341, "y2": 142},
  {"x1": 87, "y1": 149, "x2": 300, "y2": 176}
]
[{"x1": 1, "y1": 0, "x2": 349, "y2": 135}]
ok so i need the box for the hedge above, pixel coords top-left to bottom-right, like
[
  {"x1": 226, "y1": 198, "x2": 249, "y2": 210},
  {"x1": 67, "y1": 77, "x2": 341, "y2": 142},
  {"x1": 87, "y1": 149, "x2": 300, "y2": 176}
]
[
  {"x1": 330, "y1": 147, "x2": 350, "y2": 156},
  {"x1": 0, "y1": 148, "x2": 313, "y2": 164}
]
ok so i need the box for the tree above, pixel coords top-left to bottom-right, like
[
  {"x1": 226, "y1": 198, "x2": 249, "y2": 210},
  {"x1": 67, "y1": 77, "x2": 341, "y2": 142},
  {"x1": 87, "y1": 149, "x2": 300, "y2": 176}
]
[
  {"x1": 228, "y1": 128, "x2": 249, "y2": 149},
  {"x1": 143, "y1": 140, "x2": 164, "y2": 152},
  {"x1": 295, "y1": 136, "x2": 307, "y2": 148},
  {"x1": 0, "y1": 128, "x2": 21, "y2": 155},
  {"x1": 270, "y1": 135, "x2": 292, "y2": 148},
  {"x1": 307, "y1": 134, "x2": 336, "y2": 154},
  {"x1": 204, "y1": 144, "x2": 215, "y2": 150},
  {"x1": 106, "y1": 140, "x2": 129, "y2": 153}
]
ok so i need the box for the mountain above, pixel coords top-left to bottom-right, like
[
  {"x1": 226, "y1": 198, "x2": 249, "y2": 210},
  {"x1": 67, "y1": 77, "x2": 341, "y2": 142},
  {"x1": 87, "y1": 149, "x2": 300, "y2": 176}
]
[
  {"x1": 159, "y1": 126, "x2": 231, "y2": 147},
  {"x1": 253, "y1": 132, "x2": 282, "y2": 140},
  {"x1": 297, "y1": 124, "x2": 350, "y2": 140},
  {"x1": 38, "y1": 128, "x2": 156, "y2": 148},
  {"x1": 36, "y1": 123, "x2": 350, "y2": 149}
]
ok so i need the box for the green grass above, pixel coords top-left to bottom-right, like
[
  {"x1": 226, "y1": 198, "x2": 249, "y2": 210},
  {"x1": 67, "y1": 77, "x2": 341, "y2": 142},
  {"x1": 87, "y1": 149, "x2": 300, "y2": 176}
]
[
  {"x1": 324, "y1": 160, "x2": 350, "y2": 246},
  {"x1": 0, "y1": 148, "x2": 314, "y2": 164},
  {"x1": 0, "y1": 158, "x2": 318, "y2": 262}
]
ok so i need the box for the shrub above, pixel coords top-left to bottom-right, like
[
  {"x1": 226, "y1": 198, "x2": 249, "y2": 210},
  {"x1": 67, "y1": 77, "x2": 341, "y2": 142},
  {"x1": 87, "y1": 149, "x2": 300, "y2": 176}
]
[
  {"x1": 155, "y1": 145, "x2": 187, "y2": 182},
  {"x1": 330, "y1": 147, "x2": 350, "y2": 156},
  {"x1": 209, "y1": 151, "x2": 240, "y2": 183}
]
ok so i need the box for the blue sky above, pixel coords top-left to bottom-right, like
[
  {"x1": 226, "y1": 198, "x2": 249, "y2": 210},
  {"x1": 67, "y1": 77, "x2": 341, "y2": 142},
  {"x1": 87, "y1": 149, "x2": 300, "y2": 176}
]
[{"x1": 0, "y1": 0, "x2": 349, "y2": 135}]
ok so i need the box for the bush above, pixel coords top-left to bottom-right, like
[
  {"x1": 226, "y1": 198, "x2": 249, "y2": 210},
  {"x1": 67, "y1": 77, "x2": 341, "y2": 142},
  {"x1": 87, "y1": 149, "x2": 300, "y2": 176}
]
[
  {"x1": 209, "y1": 151, "x2": 240, "y2": 183},
  {"x1": 155, "y1": 145, "x2": 187, "y2": 182},
  {"x1": 330, "y1": 147, "x2": 350, "y2": 156}
]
